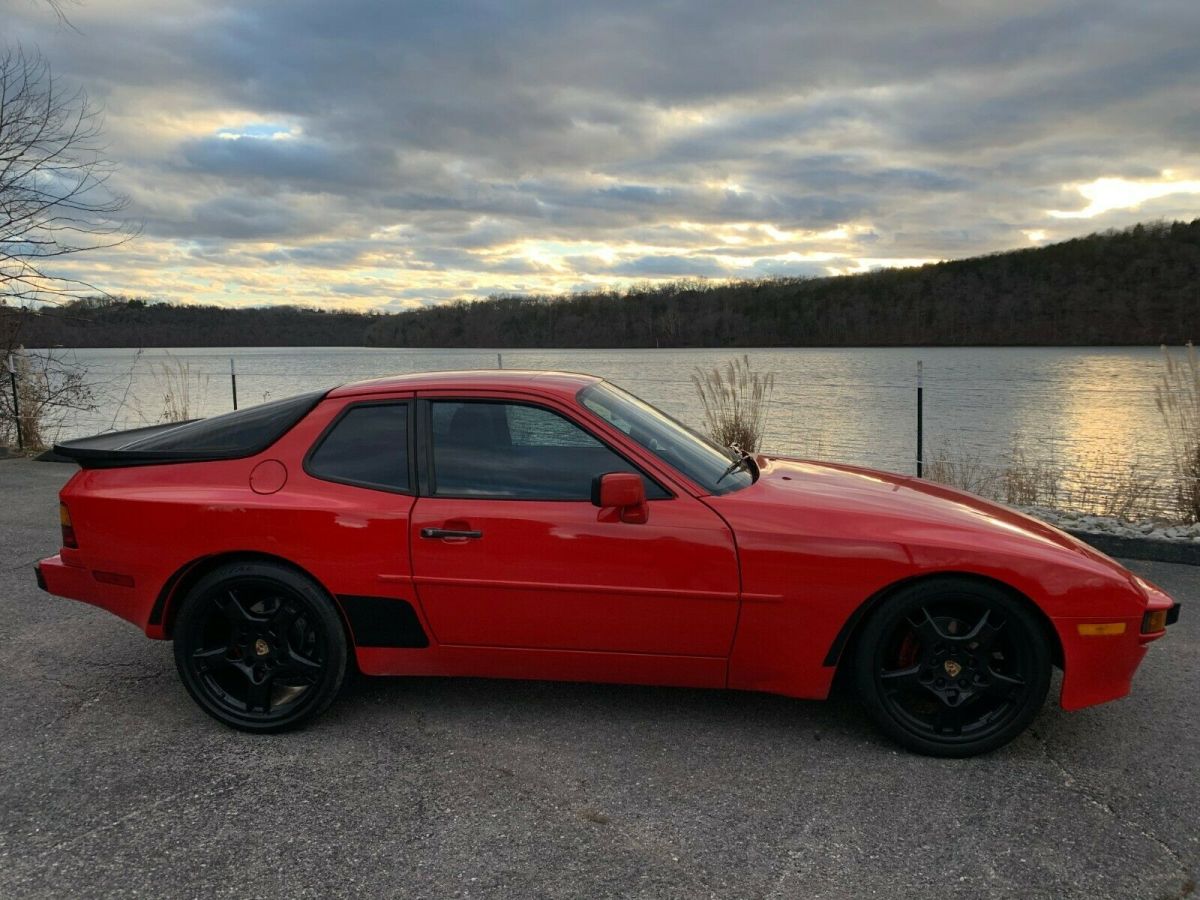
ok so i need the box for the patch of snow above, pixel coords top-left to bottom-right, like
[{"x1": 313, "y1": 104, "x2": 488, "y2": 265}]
[{"x1": 1021, "y1": 505, "x2": 1199, "y2": 542}]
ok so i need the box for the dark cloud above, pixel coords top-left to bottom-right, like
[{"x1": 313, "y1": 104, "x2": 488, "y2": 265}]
[
  {"x1": 8, "y1": 0, "x2": 1200, "y2": 306},
  {"x1": 177, "y1": 195, "x2": 324, "y2": 241},
  {"x1": 180, "y1": 135, "x2": 391, "y2": 189}
]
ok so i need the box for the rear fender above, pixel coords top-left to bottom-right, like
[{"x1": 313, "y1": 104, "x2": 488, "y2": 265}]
[{"x1": 150, "y1": 552, "x2": 351, "y2": 645}]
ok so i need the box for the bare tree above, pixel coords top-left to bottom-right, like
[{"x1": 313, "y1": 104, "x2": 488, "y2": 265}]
[
  {"x1": 26, "y1": 0, "x2": 81, "y2": 28},
  {"x1": 0, "y1": 47, "x2": 131, "y2": 311},
  {"x1": 0, "y1": 44, "x2": 131, "y2": 447}
]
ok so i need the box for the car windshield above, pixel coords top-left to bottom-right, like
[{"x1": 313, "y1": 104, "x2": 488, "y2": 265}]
[{"x1": 578, "y1": 382, "x2": 755, "y2": 494}]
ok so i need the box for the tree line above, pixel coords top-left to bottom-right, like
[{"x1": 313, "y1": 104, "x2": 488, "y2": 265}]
[
  {"x1": 7, "y1": 298, "x2": 376, "y2": 347},
  {"x1": 6, "y1": 219, "x2": 1199, "y2": 349}
]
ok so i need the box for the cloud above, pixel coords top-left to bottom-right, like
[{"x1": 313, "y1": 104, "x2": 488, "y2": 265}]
[{"x1": 7, "y1": 0, "x2": 1200, "y2": 309}]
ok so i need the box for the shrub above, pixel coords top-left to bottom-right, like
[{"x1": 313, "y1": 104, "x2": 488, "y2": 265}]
[{"x1": 0, "y1": 347, "x2": 96, "y2": 450}]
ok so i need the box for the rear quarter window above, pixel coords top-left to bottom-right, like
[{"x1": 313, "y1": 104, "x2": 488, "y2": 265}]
[{"x1": 307, "y1": 402, "x2": 411, "y2": 492}]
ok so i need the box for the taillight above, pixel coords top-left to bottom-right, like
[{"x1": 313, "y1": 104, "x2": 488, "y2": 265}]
[{"x1": 59, "y1": 502, "x2": 77, "y2": 548}]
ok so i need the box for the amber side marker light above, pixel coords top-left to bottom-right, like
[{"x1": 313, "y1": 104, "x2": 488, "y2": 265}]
[
  {"x1": 59, "y1": 503, "x2": 77, "y2": 549},
  {"x1": 1142, "y1": 609, "x2": 1169, "y2": 634},
  {"x1": 93, "y1": 570, "x2": 134, "y2": 587},
  {"x1": 1077, "y1": 622, "x2": 1126, "y2": 636}
]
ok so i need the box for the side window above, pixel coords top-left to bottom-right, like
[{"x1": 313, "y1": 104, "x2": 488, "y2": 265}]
[
  {"x1": 430, "y1": 401, "x2": 668, "y2": 500},
  {"x1": 308, "y1": 402, "x2": 410, "y2": 492}
]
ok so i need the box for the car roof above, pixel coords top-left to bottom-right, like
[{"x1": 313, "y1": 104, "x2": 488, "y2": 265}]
[{"x1": 327, "y1": 369, "x2": 603, "y2": 400}]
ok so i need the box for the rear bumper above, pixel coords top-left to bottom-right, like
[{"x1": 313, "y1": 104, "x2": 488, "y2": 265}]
[{"x1": 36, "y1": 554, "x2": 148, "y2": 629}]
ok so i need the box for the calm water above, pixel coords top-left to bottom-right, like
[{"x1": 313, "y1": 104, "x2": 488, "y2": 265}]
[{"x1": 37, "y1": 346, "x2": 1176, "y2": 512}]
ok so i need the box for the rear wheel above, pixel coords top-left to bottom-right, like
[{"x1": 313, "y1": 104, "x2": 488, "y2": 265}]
[
  {"x1": 853, "y1": 577, "x2": 1051, "y2": 757},
  {"x1": 173, "y1": 561, "x2": 347, "y2": 732}
]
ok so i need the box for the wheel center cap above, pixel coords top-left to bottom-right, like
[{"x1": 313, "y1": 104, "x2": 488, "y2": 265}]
[
  {"x1": 254, "y1": 638, "x2": 271, "y2": 657},
  {"x1": 943, "y1": 659, "x2": 962, "y2": 678}
]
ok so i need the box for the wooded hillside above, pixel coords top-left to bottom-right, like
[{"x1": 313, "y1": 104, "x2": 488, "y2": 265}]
[
  {"x1": 7, "y1": 219, "x2": 1199, "y2": 348},
  {"x1": 363, "y1": 219, "x2": 1200, "y2": 348}
]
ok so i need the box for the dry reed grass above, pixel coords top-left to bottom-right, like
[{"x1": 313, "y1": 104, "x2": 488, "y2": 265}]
[
  {"x1": 150, "y1": 356, "x2": 209, "y2": 423},
  {"x1": 1155, "y1": 343, "x2": 1200, "y2": 523},
  {"x1": 926, "y1": 436, "x2": 1160, "y2": 520},
  {"x1": 690, "y1": 354, "x2": 776, "y2": 452}
]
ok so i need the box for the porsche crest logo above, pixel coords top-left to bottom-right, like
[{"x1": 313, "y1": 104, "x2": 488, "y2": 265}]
[{"x1": 944, "y1": 659, "x2": 963, "y2": 678}]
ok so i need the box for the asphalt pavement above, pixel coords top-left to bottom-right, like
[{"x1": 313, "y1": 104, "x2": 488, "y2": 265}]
[{"x1": 0, "y1": 458, "x2": 1195, "y2": 899}]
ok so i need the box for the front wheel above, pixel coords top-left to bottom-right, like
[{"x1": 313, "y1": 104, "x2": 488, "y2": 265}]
[
  {"x1": 853, "y1": 578, "x2": 1051, "y2": 757},
  {"x1": 173, "y1": 561, "x2": 348, "y2": 733}
]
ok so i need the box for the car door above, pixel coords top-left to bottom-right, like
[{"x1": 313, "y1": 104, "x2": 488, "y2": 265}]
[{"x1": 408, "y1": 394, "x2": 741, "y2": 657}]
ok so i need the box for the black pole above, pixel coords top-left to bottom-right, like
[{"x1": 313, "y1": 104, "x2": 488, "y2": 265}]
[
  {"x1": 916, "y1": 359, "x2": 924, "y2": 478},
  {"x1": 230, "y1": 357, "x2": 238, "y2": 410},
  {"x1": 8, "y1": 355, "x2": 22, "y2": 451}
]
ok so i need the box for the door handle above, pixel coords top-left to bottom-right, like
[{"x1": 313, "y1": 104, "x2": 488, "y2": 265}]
[{"x1": 420, "y1": 527, "x2": 483, "y2": 540}]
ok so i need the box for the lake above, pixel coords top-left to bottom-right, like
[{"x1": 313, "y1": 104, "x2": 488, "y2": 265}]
[{"x1": 31, "y1": 345, "x2": 1181, "y2": 516}]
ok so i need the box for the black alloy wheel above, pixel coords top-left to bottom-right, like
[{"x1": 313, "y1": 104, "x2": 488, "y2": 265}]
[
  {"x1": 173, "y1": 561, "x2": 347, "y2": 732},
  {"x1": 853, "y1": 577, "x2": 1051, "y2": 757}
]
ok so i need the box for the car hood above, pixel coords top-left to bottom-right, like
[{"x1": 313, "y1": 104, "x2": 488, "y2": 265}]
[{"x1": 732, "y1": 456, "x2": 1127, "y2": 573}]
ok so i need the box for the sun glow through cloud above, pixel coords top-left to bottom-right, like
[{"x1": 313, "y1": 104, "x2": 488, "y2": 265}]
[{"x1": 1049, "y1": 175, "x2": 1200, "y2": 220}]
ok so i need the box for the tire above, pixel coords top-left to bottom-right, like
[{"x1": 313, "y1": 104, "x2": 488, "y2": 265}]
[
  {"x1": 172, "y1": 561, "x2": 348, "y2": 733},
  {"x1": 853, "y1": 577, "x2": 1051, "y2": 757}
]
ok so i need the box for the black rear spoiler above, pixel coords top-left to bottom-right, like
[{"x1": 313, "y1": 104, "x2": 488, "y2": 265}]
[
  {"x1": 53, "y1": 389, "x2": 327, "y2": 468},
  {"x1": 53, "y1": 420, "x2": 213, "y2": 467}
]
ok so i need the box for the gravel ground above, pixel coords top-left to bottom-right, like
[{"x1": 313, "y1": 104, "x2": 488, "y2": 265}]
[{"x1": 0, "y1": 458, "x2": 1196, "y2": 900}]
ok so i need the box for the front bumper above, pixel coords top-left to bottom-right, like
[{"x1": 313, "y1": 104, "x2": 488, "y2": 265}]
[{"x1": 1057, "y1": 588, "x2": 1180, "y2": 710}]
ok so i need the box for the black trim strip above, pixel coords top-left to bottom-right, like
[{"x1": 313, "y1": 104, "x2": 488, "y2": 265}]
[
  {"x1": 416, "y1": 398, "x2": 433, "y2": 496},
  {"x1": 337, "y1": 595, "x2": 430, "y2": 648}
]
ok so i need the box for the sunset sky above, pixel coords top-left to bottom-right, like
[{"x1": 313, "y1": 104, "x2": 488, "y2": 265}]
[{"x1": 9, "y1": 0, "x2": 1200, "y2": 311}]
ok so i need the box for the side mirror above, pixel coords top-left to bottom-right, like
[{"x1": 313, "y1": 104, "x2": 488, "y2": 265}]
[{"x1": 591, "y1": 472, "x2": 648, "y2": 524}]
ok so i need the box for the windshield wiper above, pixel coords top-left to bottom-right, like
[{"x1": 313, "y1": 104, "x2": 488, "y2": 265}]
[{"x1": 715, "y1": 445, "x2": 756, "y2": 486}]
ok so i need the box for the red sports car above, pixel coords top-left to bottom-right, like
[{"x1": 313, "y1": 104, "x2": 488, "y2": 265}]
[{"x1": 37, "y1": 371, "x2": 1179, "y2": 756}]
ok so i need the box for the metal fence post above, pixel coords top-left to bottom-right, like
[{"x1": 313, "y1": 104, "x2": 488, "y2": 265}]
[
  {"x1": 230, "y1": 357, "x2": 238, "y2": 410},
  {"x1": 7, "y1": 353, "x2": 22, "y2": 451},
  {"x1": 916, "y1": 359, "x2": 924, "y2": 478}
]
